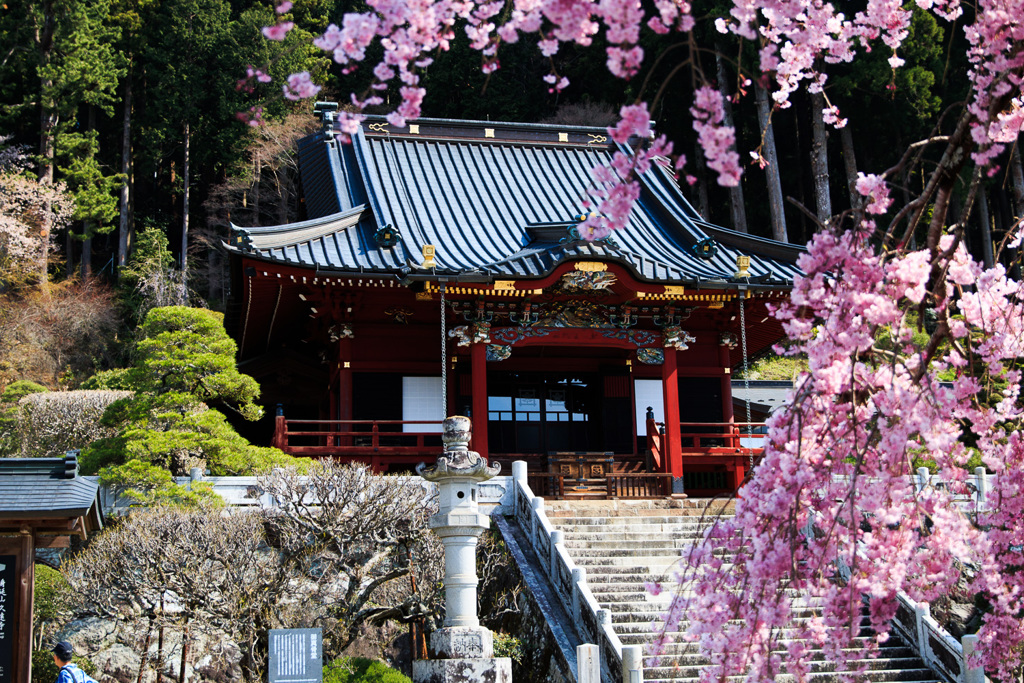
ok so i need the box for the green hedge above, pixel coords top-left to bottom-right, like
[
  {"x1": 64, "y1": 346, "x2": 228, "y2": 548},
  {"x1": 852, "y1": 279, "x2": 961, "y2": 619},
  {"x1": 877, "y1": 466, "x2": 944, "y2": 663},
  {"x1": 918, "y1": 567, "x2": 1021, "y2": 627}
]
[
  {"x1": 34, "y1": 564, "x2": 69, "y2": 624},
  {"x1": 323, "y1": 657, "x2": 411, "y2": 683}
]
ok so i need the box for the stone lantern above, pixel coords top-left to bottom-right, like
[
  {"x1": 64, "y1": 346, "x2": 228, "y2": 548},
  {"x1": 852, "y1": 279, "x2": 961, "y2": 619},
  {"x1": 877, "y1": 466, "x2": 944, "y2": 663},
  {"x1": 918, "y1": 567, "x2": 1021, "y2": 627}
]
[{"x1": 414, "y1": 416, "x2": 512, "y2": 683}]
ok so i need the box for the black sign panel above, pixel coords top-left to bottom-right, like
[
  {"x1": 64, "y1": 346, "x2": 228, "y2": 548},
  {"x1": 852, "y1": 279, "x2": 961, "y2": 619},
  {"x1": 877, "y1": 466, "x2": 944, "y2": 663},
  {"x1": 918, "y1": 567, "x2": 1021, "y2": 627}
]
[
  {"x1": 268, "y1": 628, "x2": 322, "y2": 683},
  {"x1": 0, "y1": 556, "x2": 16, "y2": 683}
]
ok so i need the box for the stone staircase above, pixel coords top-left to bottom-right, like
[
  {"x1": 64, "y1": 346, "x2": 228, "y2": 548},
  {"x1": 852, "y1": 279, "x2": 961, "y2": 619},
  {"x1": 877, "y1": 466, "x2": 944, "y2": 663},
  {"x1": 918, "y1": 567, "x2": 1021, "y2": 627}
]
[{"x1": 545, "y1": 499, "x2": 942, "y2": 683}]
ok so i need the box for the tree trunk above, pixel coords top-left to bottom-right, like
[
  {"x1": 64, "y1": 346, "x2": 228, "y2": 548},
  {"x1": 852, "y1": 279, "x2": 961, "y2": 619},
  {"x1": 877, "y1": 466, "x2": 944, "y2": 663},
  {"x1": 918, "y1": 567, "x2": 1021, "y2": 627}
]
[
  {"x1": 81, "y1": 233, "x2": 93, "y2": 279},
  {"x1": 1010, "y1": 142, "x2": 1024, "y2": 217},
  {"x1": 693, "y1": 138, "x2": 711, "y2": 219},
  {"x1": 840, "y1": 125, "x2": 860, "y2": 210},
  {"x1": 977, "y1": 181, "x2": 994, "y2": 268},
  {"x1": 157, "y1": 622, "x2": 165, "y2": 682},
  {"x1": 65, "y1": 227, "x2": 74, "y2": 278},
  {"x1": 208, "y1": 250, "x2": 221, "y2": 305},
  {"x1": 181, "y1": 121, "x2": 190, "y2": 273},
  {"x1": 252, "y1": 157, "x2": 261, "y2": 226},
  {"x1": 809, "y1": 90, "x2": 831, "y2": 223},
  {"x1": 79, "y1": 106, "x2": 98, "y2": 280},
  {"x1": 178, "y1": 623, "x2": 190, "y2": 683},
  {"x1": 755, "y1": 82, "x2": 788, "y2": 242},
  {"x1": 1000, "y1": 158, "x2": 1022, "y2": 278},
  {"x1": 136, "y1": 620, "x2": 154, "y2": 683},
  {"x1": 118, "y1": 69, "x2": 133, "y2": 273},
  {"x1": 36, "y1": 0, "x2": 57, "y2": 289},
  {"x1": 716, "y1": 50, "x2": 748, "y2": 233}
]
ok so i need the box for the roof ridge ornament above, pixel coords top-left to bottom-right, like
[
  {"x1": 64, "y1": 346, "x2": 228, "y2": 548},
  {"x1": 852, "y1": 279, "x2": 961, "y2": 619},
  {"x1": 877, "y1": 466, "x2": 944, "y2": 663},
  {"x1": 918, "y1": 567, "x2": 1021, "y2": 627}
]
[
  {"x1": 692, "y1": 237, "x2": 718, "y2": 260},
  {"x1": 562, "y1": 213, "x2": 618, "y2": 247},
  {"x1": 313, "y1": 101, "x2": 338, "y2": 140},
  {"x1": 374, "y1": 224, "x2": 401, "y2": 249},
  {"x1": 735, "y1": 255, "x2": 752, "y2": 278}
]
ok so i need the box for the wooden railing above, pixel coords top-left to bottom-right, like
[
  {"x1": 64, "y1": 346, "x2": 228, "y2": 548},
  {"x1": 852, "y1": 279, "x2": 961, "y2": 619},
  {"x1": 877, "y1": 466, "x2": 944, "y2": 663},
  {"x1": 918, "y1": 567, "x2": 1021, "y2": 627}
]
[
  {"x1": 646, "y1": 415, "x2": 766, "y2": 464},
  {"x1": 527, "y1": 473, "x2": 566, "y2": 499},
  {"x1": 678, "y1": 421, "x2": 766, "y2": 450},
  {"x1": 272, "y1": 416, "x2": 442, "y2": 457},
  {"x1": 606, "y1": 472, "x2": 674, "y2": 498}
]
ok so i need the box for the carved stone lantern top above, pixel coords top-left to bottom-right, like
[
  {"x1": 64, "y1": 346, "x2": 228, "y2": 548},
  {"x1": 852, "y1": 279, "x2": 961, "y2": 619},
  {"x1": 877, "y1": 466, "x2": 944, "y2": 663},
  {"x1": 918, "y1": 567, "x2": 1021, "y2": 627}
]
[{"x1": 417, "y1": 415, "x2": 500, "y2": 482}]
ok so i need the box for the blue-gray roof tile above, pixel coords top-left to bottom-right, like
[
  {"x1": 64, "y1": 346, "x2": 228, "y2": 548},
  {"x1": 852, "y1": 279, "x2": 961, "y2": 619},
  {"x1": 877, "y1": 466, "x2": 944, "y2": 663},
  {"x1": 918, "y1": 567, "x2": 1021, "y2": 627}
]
[{"x1": 228, "y1": 116, "x2": 804, "y2": 285}]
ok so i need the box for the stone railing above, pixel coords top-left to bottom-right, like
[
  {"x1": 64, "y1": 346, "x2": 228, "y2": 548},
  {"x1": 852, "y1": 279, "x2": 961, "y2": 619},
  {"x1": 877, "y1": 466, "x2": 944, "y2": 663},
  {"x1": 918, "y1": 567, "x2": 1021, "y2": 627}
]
[
  {"x1": 826, "y1": 561, "x2": 984, "y2": 683},
  {"x1": 823, "y1": 473, "x2": 991, "y2": 683},
  {"x1": 892, "y1": 593, "x2": 985, "y2": 683},
  {"x1": 509, "y1": 461, "x2": 626, "y2": 683},
  {"x1": 914, "y1": 467, "x2": 994, "y2": 516},
  {"x1": 86, "y1": 471, "x2": 515, "y2": 515}
]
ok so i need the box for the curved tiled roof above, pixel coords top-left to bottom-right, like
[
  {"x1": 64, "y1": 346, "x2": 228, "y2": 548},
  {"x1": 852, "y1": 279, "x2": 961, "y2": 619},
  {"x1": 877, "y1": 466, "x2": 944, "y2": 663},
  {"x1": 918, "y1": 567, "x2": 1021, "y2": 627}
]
[{"x1": 227, "y1": 116, "x2": 803, "y2": 286}]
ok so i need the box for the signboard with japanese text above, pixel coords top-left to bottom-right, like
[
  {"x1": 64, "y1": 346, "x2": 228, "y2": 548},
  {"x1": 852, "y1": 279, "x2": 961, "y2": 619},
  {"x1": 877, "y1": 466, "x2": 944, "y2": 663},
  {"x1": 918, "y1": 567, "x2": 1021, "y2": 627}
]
[
  {"x1": 0, "y1": 556, "x2": 16, "y2": 683},
  {"x1": 268, "y1": 628, "x2": 322, "y2": 683}
]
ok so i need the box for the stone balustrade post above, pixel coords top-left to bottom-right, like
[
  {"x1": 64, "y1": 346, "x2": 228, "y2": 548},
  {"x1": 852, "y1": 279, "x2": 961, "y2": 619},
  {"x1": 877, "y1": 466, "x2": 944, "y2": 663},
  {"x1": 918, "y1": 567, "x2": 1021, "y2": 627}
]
[
  {"x1": 916, "y1": 467, "x2": 930, "y2": 493},
  {"x1": 622, "y1": 644, "x2": 644, "y2": 683},
  {"x1": 974, "y1": 467, "x2": 988, "y2": 512},
  {"x1": 551, "y1": 529, "x2": 564, "y2": 579},
  {"x1": 512, "y1": 460, "x2": 528, "y2": 519},
  {"x1": 914, "y1": 602, "x2": 930, "y2": 665},
  {"x1": 962, "y1": 634, "x2": 984, "y2": 683},
  {"x1": 577, "y1": 644, "x2": 600, "y2": 683},
  {"x1": 531, "y1": 496, "x2": 545, "y2": 544},
  {"x1": 572, "y1": 567, "x2": 586, "y2": 623}
]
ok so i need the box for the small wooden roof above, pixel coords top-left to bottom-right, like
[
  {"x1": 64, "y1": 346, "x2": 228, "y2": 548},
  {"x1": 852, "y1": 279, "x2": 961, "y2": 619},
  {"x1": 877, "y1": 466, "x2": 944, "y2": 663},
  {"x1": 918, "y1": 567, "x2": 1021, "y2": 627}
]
[{"x1": 0, "y1": 454, "x2": 103, "y2": 539}]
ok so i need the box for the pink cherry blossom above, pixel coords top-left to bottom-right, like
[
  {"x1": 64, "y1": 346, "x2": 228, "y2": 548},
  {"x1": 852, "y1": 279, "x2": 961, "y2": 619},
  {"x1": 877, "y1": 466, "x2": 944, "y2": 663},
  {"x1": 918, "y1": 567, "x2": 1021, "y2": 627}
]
[
  {"x1": 855, "y1": 172, "x2": 893, "y2": 214},
  {"x1": 283, "y1": 71, "x2": 321, "y2": 100},
  {"x1": 691, "y1": 86, "x2": 742, "y2": 186},
  {"x1": 262, "y1": 21, "x2": 293, "y2": 41},
  {"x1": 609, "y1": 103, "x2": 651, "y2": 143}
]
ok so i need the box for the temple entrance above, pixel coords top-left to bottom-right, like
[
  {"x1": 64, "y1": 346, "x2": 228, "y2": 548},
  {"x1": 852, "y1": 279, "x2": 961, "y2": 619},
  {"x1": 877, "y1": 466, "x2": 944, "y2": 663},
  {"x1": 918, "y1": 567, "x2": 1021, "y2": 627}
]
[{"x1": 486, "y1": 372, "x2": 599, "y2": 454}]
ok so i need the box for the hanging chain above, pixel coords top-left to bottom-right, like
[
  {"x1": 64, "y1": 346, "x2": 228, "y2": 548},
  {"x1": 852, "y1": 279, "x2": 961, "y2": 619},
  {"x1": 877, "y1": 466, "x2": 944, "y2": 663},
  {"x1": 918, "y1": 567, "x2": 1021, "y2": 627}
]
[
  {"x1": 739, "y1": 291, "x2": 754, "y2": 471},
  {"x1": 440, "y1": 283, "x2": 448, "y2": 423}
]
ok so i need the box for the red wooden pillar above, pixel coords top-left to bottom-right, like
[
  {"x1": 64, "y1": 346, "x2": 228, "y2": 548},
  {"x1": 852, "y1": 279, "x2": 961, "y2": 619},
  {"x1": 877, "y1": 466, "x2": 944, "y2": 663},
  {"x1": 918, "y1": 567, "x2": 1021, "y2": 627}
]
[
  {"x1": 732, "y1": 459, "x2": 747, "y2": 491},
  {"x1": 337, "y1": 338, "x2": 353, "y2": 446},
  {"x1": 661, "y1": 347, "x2": 683, "y2": 478},
  {"x1": 719, "y1": 342, "x2": 735, "y2": 447},
  {"x1": 471, "y1": 343, "x2": 489, "y2": 458}
]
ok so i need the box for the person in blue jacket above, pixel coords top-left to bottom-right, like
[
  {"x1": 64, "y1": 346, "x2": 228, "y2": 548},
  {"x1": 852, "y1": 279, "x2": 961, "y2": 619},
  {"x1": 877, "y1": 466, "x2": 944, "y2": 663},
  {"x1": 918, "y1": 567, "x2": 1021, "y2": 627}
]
[{"x1": 51, "y1": 641, "x2": 95, "y2": 683}]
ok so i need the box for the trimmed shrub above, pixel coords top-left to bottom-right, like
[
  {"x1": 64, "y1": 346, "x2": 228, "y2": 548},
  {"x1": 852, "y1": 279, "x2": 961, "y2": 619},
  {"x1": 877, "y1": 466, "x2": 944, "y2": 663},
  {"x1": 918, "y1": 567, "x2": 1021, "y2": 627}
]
[
  {"x1": 98, "y1": 460, "x2": 225, "y2": 508},
  {"x1": 17, "y1": 390, "x2": 131, "y2": 458},
  {"x1": 323, "y1": 657, "x2": 412, "y2": 683},
  {"x1": 0, "y1": 380, "x2": 48, "y2": 455},
  {"x1": 34, "y1": 564, "x2": 69, "y2": 625},
  {"x1": 493, "y1": 632, "x2": 524, "y2": 664},
  {"x1": 1, "y1": 380, "x2": 48, "y2": 403}
]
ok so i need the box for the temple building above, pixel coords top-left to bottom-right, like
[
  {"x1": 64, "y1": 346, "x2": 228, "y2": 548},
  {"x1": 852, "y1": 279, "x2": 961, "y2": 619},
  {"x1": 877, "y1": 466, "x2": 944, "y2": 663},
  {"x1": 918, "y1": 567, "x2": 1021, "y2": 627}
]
[{"x1": 224, "y1": 107, "x2": 803, "y2": 496}]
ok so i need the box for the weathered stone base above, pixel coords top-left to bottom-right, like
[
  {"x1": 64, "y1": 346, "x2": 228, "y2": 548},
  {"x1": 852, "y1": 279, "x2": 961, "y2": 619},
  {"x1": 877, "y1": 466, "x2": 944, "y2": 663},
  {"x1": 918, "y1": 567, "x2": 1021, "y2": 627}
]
[
  {"x1": 412, "y1": 657, "x2": 512, "y2": 683},
  {"x1": 430, "y1": 626, "x2": 494, "y2": 659}
]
